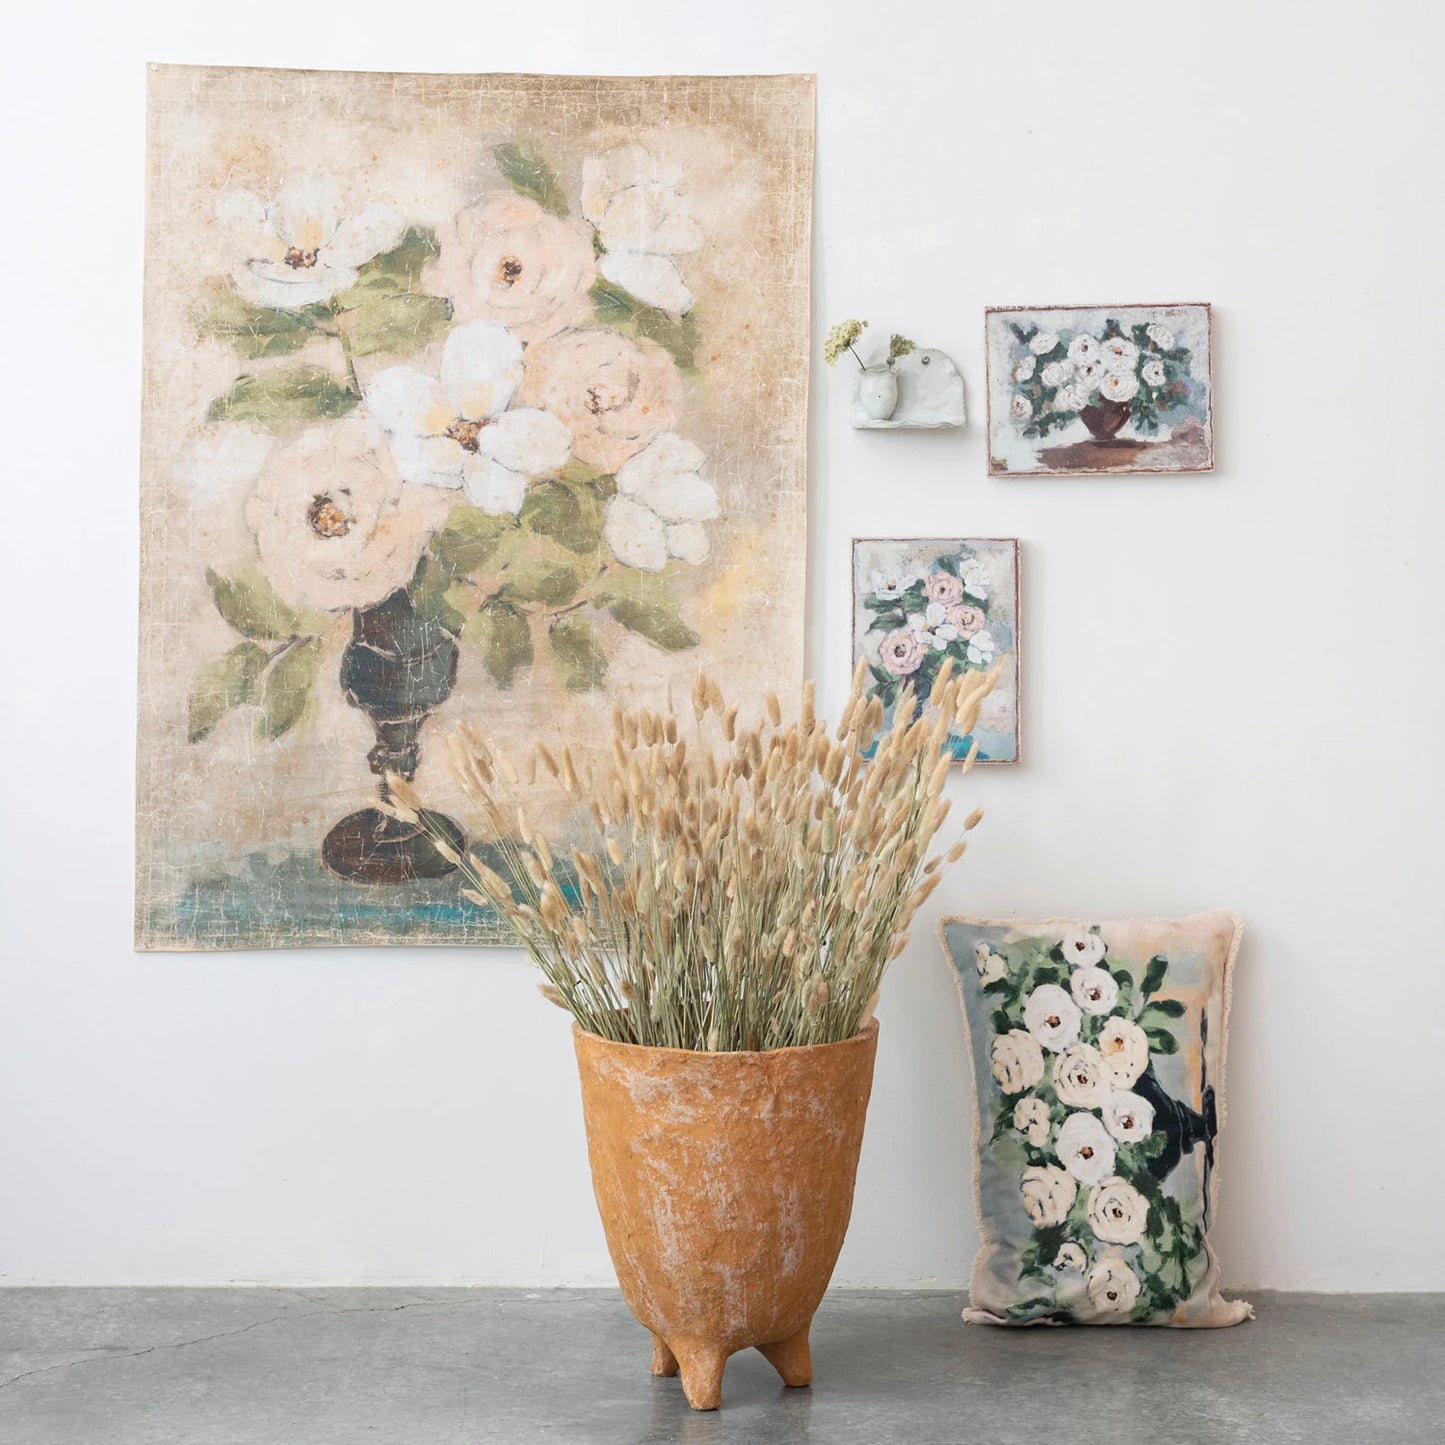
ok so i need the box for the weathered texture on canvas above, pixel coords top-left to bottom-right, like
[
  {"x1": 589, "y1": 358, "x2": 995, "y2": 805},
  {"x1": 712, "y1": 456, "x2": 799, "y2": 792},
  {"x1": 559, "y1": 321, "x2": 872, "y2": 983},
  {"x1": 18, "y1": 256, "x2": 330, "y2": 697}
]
[{"x1": 137, "y1": 66, "x2": 814, "y2": 949}]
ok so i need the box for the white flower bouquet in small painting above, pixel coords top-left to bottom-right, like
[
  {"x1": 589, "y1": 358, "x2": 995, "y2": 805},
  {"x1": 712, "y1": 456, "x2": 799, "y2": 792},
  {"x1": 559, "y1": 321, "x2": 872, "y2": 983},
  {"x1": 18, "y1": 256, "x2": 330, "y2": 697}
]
[
  {"x1": 852, "y1": 539, "x2": 1020, "y2": 764},
  {"x1": 987, "y1": 304, "x2": 1213, "y2": 475}
]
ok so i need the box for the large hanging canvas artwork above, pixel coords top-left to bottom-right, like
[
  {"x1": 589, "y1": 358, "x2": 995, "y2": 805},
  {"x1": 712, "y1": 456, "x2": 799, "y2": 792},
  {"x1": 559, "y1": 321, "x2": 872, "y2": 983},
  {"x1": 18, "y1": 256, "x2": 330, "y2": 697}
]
[
  {"x1": 136, "y1": 66, "x2": 815, "y2": 949},
  {"x1": 986, "y1": 304, "x2": 1213, "y2": 476}
]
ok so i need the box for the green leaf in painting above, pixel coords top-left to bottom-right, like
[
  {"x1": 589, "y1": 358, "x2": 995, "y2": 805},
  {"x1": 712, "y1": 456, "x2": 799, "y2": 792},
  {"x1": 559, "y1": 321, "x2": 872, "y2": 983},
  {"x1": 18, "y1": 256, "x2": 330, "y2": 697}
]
[
  {"x1": 596, "y1": 580, "x2": 701, "y2": 652},
  {"x1": 502, "y1": 560, "x2": 584, "y2": 607},
  {"x1": 493, "y1": 143, "x2": 569, "y2": 217},
  {"x1": 1145, "y1": 1026, "x2": 1180, "y2": 1054},
  {"x1": 519, "y1": 480, "x2": 606, "y2": 555},
  {"x1": 1143, "y1": 997, "x2": 1186, "y2": 1019},
  {"x1": 333, "y1": 227, "x2": 442, "y2": 306},
  {"x1": 193, "y1": 288, "x2": 327, "y2": 360},
  {"x1": 589, "y1": 278, "x2": 700, "y2": 371},
  {"x1": 206, "y1": 567, "x2": 303, "y2": 641},
  {"x1": 555, "y1": 459, "x2": 605, "y2": 487},
  {"x1": 548, "y1": 617, "x2": 609, "y2": 693},
  {"x1": 428, "y1": 510, "x2": 521, "y2": 576},
  {"x1": 1141, "y1": 954, "x2": 1170, "y2": 997},
  {"x1": 346, "y1": 292, "x2": 453, "y2": 358},
  {"x1": 407, "y1": 555, "x2": 468, "y2": 635},
  {"x1": 207, "y1": 366, "x2": 358, "y2": 429},
  {"x1": 465, "y1": 598, "x2": 534, "y2": 688},
  {"x1": 255, "y1": 637, "x2": 322, "y2": 741},
  {"x1": 187, "y1": 641, "x2": 268, "y2": 742}
]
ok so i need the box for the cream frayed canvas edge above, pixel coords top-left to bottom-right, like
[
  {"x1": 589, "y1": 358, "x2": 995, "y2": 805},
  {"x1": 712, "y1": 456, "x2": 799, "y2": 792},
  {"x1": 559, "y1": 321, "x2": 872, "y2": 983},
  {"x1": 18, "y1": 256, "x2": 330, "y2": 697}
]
[{"x1": 935, "y1": 908, "x2": 1254, "y2": 1328}]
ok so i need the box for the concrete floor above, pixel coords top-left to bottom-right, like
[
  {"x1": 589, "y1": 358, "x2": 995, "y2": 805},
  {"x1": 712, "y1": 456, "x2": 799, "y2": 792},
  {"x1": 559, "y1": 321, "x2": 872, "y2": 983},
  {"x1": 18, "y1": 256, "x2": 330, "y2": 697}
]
[{"x1": 0, "y1": 1288, "x2": 1438, "y2": 1444}]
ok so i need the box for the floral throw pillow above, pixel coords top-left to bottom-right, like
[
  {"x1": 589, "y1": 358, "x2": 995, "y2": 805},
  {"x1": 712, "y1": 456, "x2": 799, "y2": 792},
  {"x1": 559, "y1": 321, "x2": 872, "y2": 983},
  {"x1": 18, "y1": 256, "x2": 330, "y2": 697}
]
[{"x1": 937, "y1": 911, "x2": 1251, "y2": 1327}]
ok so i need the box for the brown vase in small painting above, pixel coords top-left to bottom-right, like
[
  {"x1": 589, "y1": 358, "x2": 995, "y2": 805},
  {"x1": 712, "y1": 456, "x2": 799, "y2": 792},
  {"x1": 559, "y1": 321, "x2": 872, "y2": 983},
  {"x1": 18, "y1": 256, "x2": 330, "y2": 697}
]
[
  {"x1": 572, "y1": 1019, "x2": 880, "y2": 1410},
  {"x1": 1079, "y1": 397, "x2": 1133, "y2": 440}
]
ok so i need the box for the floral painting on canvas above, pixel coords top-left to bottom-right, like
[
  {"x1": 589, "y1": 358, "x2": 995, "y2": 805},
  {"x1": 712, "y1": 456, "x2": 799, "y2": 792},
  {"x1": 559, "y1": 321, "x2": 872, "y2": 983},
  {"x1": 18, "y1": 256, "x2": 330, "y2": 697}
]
[
  {"x1": 852, "y1": 538, "x2": 1020, "y2": 764},
  {"x1": 986, "y1": 304, "x2": 1213, "y2": 475},
  {"x1": 136, "y1": 67, "x2": 814, "y2": 949}
]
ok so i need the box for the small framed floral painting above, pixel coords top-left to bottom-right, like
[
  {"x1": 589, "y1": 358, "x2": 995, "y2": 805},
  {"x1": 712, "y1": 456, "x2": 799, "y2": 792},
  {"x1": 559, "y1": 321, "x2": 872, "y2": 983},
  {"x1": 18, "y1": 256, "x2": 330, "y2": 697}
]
[
  {"x1": 852, "y1": 538, "x2": 1020, "y2": 764},
  {"x1": 985, "y1": 304, "x2": 1213, "y2": 476}
]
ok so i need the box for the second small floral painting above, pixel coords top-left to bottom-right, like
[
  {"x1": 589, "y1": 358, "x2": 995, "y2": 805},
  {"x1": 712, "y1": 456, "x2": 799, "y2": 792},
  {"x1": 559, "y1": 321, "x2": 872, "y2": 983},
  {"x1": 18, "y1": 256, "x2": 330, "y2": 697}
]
[
  {"x1": 852, "y1": 538, "x2": 1020, "y2": 764},
  {"x1": 986, "y1": 304, "x2": 1213, "y2": 476}
]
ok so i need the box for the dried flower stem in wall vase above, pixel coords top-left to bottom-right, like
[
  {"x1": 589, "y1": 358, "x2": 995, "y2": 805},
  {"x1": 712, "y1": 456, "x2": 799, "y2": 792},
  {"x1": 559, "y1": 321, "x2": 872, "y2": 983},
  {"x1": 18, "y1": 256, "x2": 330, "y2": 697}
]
[
  {"x1": 825, "y1": 318, "x2": 966, "y2": 429},
  {"x1": 573, "y1": 1019, "x2": 879, "y2": 1411}
]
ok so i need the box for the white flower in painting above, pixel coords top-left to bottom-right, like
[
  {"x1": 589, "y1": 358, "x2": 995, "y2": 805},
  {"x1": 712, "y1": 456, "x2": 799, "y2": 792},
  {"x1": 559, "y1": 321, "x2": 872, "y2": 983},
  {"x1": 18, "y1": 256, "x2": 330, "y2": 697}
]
[
  {"x1": 1057, "y1": 384, "x2": 1091, "y2": 412},
  {"x1": 1067, "y1": 334, "x2": 1101, "y2": 366},
  {"x1": 1098, "y1": 1017, "x2": 1151, "y2": 1089},
  {"x1": 992, "y1": 1029, "x2": 1045, "y2": 1094},
  {"x1": 960, "y1": 558, "x2": 990, "y2": 601},
  {"x1": 1057, "y1": 1111, "x2": 1117, "y2": 1186},
  {"x1": 1041, "y1": 359, "x2": 1074, "y2": 388},
  {"x1": 1029, "y1": 329, "x2": 1061, "y2": 355},
  {"x1": 215, "y1": 176, "x2": 406, "y2": 311},
  {"x1": 582, "y1": 144, "x2": 703, "y2": 313},
  {"x1": 1054, "y1": 1242, "x2": 1088, "y2": 1273},
  {"x1": 605, "y1": 433, "x2": 719, "y2": 571},
  {"x1": 1052, "y1": 1042, "x2": 1111, "y2": 1110},
  {"x1": 966, "y1": 630, "x2": 997, "y2": 667},
  {"x1": 1087, "y1": 1177, "x2": 1150, "y2": 1246},
  {"x1": 1101, "y1": 336, "x2": 1140, "y2": 371},
  {"x1": 365, "y1": 321, "x2": 571, "y2": 516},
  {"x1": 1146, "y1": 322, "x2": 1175, "y2": 351},
  {"x1": 975, "y1": 943, "x2": 1007, "y2": 986},
  {"x1": 1100, "y1": 369, "x2": 1140, "y2": 404},
  {"x1": 1070, "y1": 966, "x2": 1119, "y2": 1016},
  {"x1": 872, "y1": 568, "x2": 919, "y2": 600},
  {"x1": 908, "y1": 602, "x2": 959, "y2": 651},
  {"x1": 1102, "y1": 1092, "x2": 1155, "y2": 1145},
  {"x1": 1074, "y1": 359, "x2": 1109, "y2": 389},
  {"x1": 1013, "y1": 1095, "x2": 1051, "y2": 1147},
  {"x1": 1141, "y1": 358, "x2": 1167, "y2": 388},
  {"x1": 1014, "y1": 356, "x2": 1036, "y2": 382},
  {"x1": 1010, "y1": 394, "x2": 1033, "y2": 421},
  {"x1": 1020, "y1": 1165, "x2": 1076, "y2": 1227},
  {"x1": 1023, "y1": 983, "x2": 1081, "y2": 1053},
  {"x1": 1086, "y1": 1248, "x2": 1142, "y2": 1313},
  {"x1": 1061, "y1": 931, "x2": 1106, "y2": 969}
]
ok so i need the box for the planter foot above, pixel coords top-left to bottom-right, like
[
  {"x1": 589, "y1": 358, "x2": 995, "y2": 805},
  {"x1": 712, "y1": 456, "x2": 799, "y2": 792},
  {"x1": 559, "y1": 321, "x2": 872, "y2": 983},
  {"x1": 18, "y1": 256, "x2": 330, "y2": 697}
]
[
  {"x1": 758, "y1": 1325, "x2": 813, "y2": 1387},
  {"x1": 650, "y1": 1334, "x2": 679, "y2": 1377},
  {"x1": 671, "y1": 1340, "x2": 729, "y2": 1411}
]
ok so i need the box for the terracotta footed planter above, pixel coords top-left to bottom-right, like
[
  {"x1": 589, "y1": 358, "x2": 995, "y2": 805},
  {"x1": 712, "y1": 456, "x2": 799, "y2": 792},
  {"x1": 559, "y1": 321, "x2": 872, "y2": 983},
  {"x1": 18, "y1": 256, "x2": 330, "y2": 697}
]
[{"x1": 573, "y1": 1019, "x2": 879, "y2": 1410}]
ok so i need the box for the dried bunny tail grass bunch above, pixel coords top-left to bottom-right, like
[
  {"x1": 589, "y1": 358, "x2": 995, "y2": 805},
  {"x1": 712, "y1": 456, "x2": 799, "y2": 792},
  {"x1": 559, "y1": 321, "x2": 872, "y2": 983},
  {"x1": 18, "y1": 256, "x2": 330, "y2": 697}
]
[{"x1": 391, "y1": 659, "x2": 997, "y2": 1052}]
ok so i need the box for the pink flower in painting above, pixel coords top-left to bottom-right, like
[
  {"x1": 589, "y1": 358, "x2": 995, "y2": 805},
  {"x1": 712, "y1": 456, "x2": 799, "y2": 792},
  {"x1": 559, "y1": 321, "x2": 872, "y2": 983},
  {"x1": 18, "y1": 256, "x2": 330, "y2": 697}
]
[
  {"x1": 878, "y1": 628, "x2": 926, "y2": 676},
  {"x1": 944, "y1": 603, "x2": 986, "y2": 638},
  {"x1": 923, "y1": 571, "x2": 966, "y2": 607},
  {"x1": 244, "y1": 416, "x2": 450, "y2": 613},
  {"x1": 433, "y1": 192, "x2": 597, "y2": 344},
  {"x1": 519, "y1": 328, "x2": 682, "y2": 472}
]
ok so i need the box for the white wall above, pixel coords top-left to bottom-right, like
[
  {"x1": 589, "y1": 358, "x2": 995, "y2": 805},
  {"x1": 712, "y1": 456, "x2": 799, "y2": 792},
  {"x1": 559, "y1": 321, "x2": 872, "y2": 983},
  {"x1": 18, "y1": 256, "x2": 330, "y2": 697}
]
[{"x1": 2, "y1": 0, "x2": 1442, "y2": 1291}]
